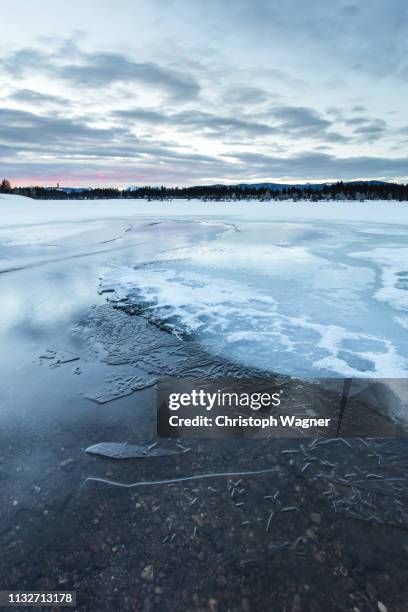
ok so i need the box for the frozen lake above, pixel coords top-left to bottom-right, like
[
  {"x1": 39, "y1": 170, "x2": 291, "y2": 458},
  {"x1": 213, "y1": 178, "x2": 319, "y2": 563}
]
[
  {"x1": 1, "y1": 195, "x2": 408, "y2": 378},
  {"x1": 1, "y1": 195, "x2": 408, "y2": 608},
  {"x1": 102, "y1": 219, "x2": 408, "y2": 377}
]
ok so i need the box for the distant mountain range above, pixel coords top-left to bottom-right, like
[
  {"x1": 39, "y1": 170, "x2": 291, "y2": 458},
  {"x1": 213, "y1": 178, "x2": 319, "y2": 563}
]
[
  {"x1": 236, "y1": 180, "x2": 390, "y2": 191},
  {"x1": 124, "y1": 180, "x2": 391, "y2": 192}
]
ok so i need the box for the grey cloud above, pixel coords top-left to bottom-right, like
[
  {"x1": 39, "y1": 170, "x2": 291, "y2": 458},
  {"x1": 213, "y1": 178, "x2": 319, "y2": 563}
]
[
  {"x1": 228, "y1": 150, "x2": 408, "y2": 180},
  {"x1": 115, "y1": 108, "x2": 276, "y2": 136},
  {"x1": 58, "y1": 146, "x2": 221, "y2": 165},
  {"x1": 1, "y1": 47, "x2": 199, "y2": 100},
  {"x1": 0, "y1": 107, "x2": 227, "y2": 168},
  {"x1": 0, "y1": 108, "x2": 125, "y2": 146},
  {"x1": 3, "y1": 149, "x2": 407, "y2": 186},
  {"x1": 0, "y1": 143, "x2": 23, "y2": 159},
  {"x1": 1, "y1": 47, "x2": 48, "y2": 76},
  {"x1": 116, "y1": 108, "x2": 168, "y2": 125},
  {"x1": 266, "y1": 105, "x2": 348, "y2": 142},
  {"x1": 168, "y1": 0, "x2": 408, "y2": 82},
  {"x1": 0, "y1": 154, "x2": 241, "y2": 185},
  {"x1": 326, "y1": 107, "x2": 344, "y2": 118},
  {"x1": 324, "y1": 132, "x2": 349, "y2": 143},
  {"x1": 9, "y1": 89, "x2": 70, "y2": 106},
  {"x1": 58, "y1": 52, "x2": 199, "y2": 99},
  {"x1": 345, "y1": 116, "x2": 370, "y2": 126},
  {"x1": 353, "y1": 119, "x2": 388, "y2": 142},
  {"x1": 116, "y1": 105, "x2": 350, "y2": 143},
  {"x1": 343, "y1": 114, "x2": 389, "y2": 142},
  {"x1": 270, "y1": 106, "x2": 331, "y2": 135},
  {"x1": 222, "y1": 85, "x2": 270, "y2": 105},
  {"x1": 169, "y1": 109, "x2": 275, "y2": 136}
]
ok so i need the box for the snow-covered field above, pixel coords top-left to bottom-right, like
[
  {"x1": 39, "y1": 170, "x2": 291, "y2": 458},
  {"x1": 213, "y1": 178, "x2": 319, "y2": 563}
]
[
  {"x1": 1, "y1": 194, "x2": 408, "y2": 378},
  {"x1": 2, "y1": 193, "x2": 408, "y2": 226}
]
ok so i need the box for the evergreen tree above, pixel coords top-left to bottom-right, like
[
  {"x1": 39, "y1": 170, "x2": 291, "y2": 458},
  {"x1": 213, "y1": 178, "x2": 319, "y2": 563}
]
[{"x1": 0, "y1": 179, "x2": 11, "y2": 193}]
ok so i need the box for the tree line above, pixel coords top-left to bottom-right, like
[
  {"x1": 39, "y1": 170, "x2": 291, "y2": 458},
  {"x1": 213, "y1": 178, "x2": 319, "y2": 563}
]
[{"x1": 1, "y1": 179, "x2": 408, "y2": 201}]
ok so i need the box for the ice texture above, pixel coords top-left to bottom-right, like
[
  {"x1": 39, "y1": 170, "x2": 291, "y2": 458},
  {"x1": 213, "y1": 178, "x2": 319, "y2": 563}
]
[
  {"x1": 2, "y1": 194, "x2": 408, "y2": 378},
  {"x1": 101, "y1": 220, "x2": 408, "y2": 378}
]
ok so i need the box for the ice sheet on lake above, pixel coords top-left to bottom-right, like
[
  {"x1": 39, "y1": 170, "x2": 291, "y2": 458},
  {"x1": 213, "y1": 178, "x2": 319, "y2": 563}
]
[
  {"x1": 101, "y1": 219, "x2": 408, "y2": 378},
  {"x1": 0, "y1": 221, "x2": 107, "y2": 246},
  {"x1": 351, "y1": 247, "x2": 408, "y2": 312},
  {"x1": 2, "y1": 195, "x2": 407, "y2": 379}
]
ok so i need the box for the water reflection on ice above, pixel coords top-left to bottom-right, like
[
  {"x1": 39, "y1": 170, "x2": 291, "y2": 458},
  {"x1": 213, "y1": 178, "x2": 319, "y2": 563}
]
[{"x1": 0, "y1": 220, "x2": 222, "y2": 335}]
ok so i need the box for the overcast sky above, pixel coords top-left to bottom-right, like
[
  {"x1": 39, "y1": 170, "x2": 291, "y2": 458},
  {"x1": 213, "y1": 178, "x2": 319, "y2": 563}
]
[{"x1": 0, "y1": 0, "x2": 407, "y2": 186}]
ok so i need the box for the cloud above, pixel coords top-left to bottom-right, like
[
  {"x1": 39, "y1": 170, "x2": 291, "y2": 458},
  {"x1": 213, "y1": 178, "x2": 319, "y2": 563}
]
[
  {"x1": 0, "y1": 107, "x2": 230, "y2": 173},
  {"x1": 0, "y1": 8, "x2": 406, "y2": 187},
  {"x1": 0, "y1": 153, "x2": 240, "y2": 186},
  {"x1": 342, "y1": 113, "x2": 391, "y2": 142},
  {"x1": 187, "y1": 0, "x2": 408, "y2": 81},
  {"x1": 115, "y1": 105, "x2": 351, "y2": 143},
  {"x1": 222, "y1": 85, "x2": 270, "y2": 105},
  {"x1": 3, "y1": 148, "x2": 408, "y2": 186},
  {"x1": 345, "y1": 116, "x2": 370, "y2": 126},
  {"x1": 58, "y1": 52, "x2": 200, "y2": 100},
  {"x1": 115, "y1": 108, "x2": 277, "y2": 137},
  {"x1": 0, "y1": 143, "x2": 22, "y2": 159},
  {"x1": 0, "y1": 128, "x2": 399, "y2": 189},
  {"x1": 228, "y1": 150, "x2": 408, "y2": 180},
  {"x1": 9, "y1": 89, "x2": 70, "y2": 106},
  {"x1": 1, "y1": 46, "x2": 200, "y2": 100},
  {"x1": 323, "y1": 132, "x2": 349, "y2": 143},
  {"x1": 263, "y1": 105, "x2": 348, "y2": 143},
  {"x1": 351, "y1": 105, "x2": 367, "y2": 113},
  {"x1": 270, "y1": 106, "x2": 331, "y2": 135},
  {"x1": 1, "y1": 47, "x2": 48, "y2": 76},
  {"x1": 352, "y1": 119, "x2": 388, "y2": 142},
  {"x1": 0, "y1": 108, "x2": 124, "y2": 147}
]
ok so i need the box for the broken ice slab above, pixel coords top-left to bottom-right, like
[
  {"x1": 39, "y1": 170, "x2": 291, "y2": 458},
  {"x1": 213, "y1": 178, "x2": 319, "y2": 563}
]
[
  {"x1": 85, "y1": 442, "x2": 181, "y2": 459},
  {"x1": 85, "y1": 374, "x2": 156, "y2": 404}
]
